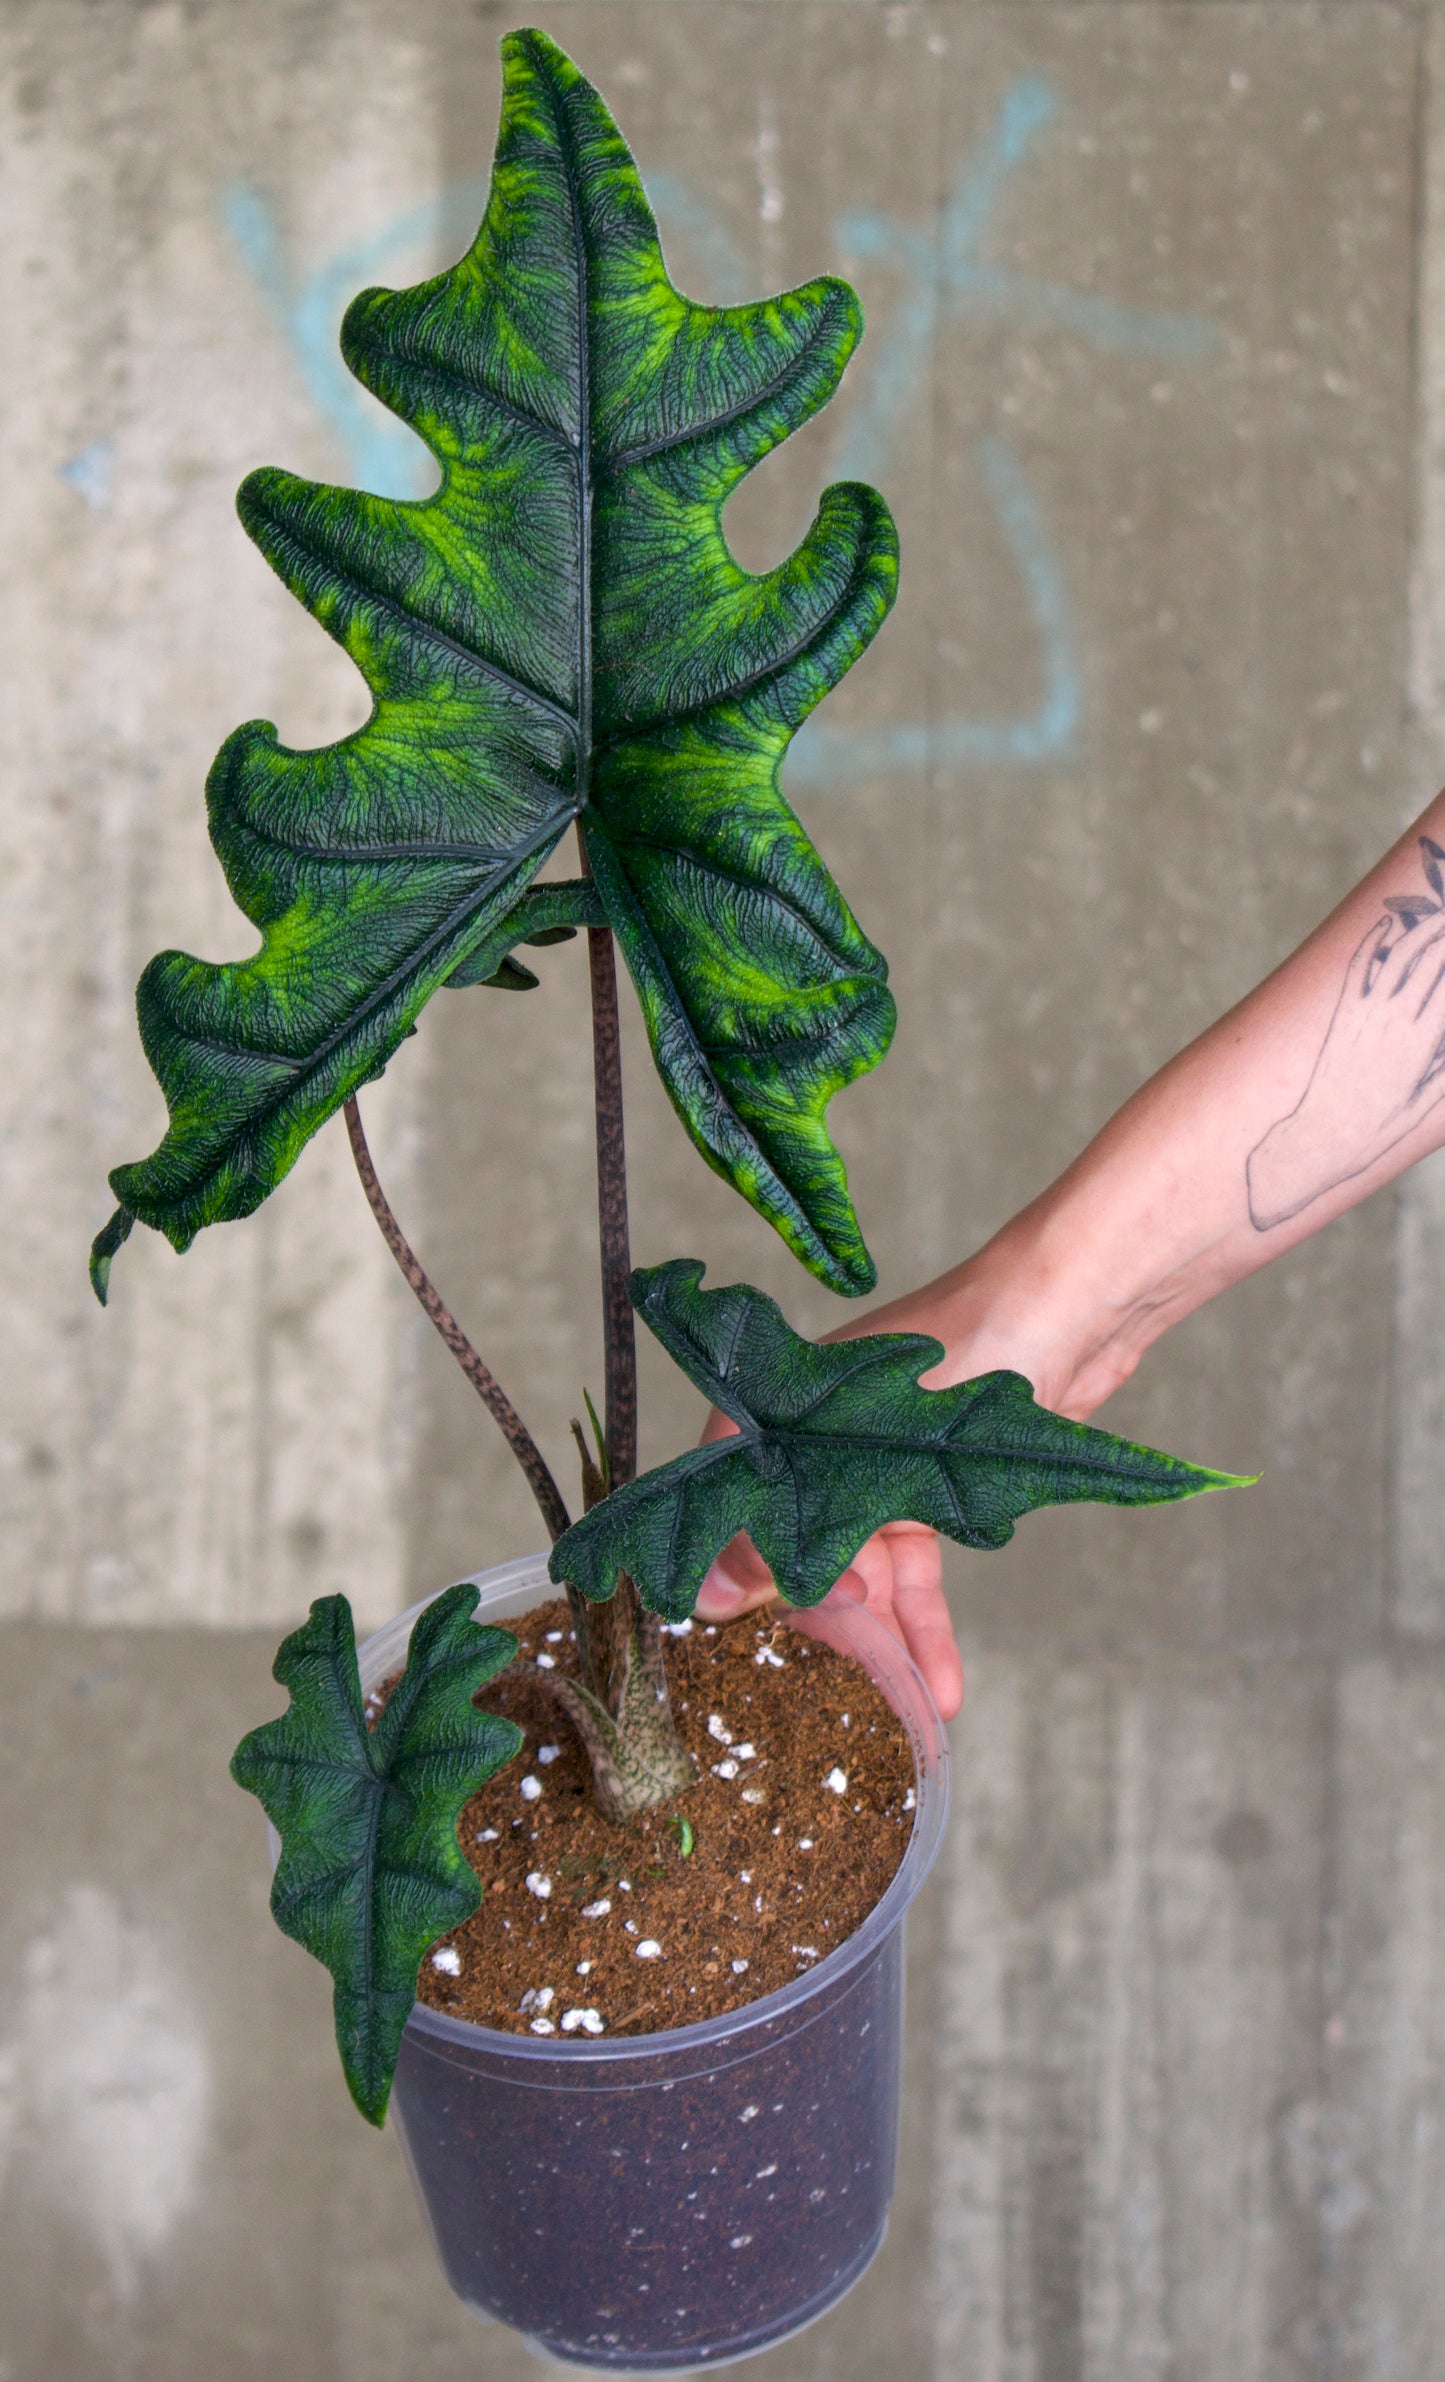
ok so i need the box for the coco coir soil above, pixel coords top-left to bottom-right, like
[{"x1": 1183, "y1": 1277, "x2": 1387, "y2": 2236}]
[{"x1": 406, "y1": 1599, "x2": 915, "y2": 2038}]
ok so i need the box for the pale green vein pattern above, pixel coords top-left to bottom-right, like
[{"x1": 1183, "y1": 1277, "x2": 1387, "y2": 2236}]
[{"x1": 94, "y1": 28, "x2": 898, "y2": 1299}]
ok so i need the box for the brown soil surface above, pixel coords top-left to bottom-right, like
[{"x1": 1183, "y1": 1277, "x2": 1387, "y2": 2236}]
[{"x1": 409, "y1": 1599, "x2": 915, "y2": 2039}]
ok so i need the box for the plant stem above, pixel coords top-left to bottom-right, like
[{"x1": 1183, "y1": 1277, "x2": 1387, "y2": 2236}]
[
  {"x1": 342, "y1": 1095, "x2": 572, "y2": 1544},
  {"x1": 547, "y1": 917, "x2": 690, "y2": 1818},
  {"x1": 586, "y1": 923, "x2": 638, "y2": 1488}
]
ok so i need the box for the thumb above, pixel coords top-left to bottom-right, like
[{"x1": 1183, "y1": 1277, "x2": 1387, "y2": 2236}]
[{"x1": 694, "y1": 1538, "x2": 778, "y2": 1622}]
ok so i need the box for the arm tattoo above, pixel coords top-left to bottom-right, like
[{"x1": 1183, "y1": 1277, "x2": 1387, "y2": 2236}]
[{"x1": 1246, "y1": 834, "x2": 1445, "y2": 1231}]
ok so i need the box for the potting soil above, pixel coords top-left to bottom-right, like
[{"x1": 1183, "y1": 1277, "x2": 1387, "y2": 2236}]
[{"x1": 406, "y1": 1600, "x2": 915, "y2": 2038}]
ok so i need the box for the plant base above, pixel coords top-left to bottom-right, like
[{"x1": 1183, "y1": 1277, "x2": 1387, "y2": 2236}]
[{"x1": 359, "y1": 1555, "x2": 949, "y2": 2373}]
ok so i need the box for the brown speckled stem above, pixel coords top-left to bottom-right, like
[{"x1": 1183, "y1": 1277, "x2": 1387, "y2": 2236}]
[
  {"x1": 585, "y1": 921, "x2": 638, "y2": 1489},
  {"x1": 343, "y1": 1094, "x2": 571, "y2": 1544}
]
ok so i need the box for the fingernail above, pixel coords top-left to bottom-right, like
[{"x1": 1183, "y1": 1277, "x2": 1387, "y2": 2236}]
[{"x1": 696, "y1": 1569, "x2": 748, "y2": 1616}]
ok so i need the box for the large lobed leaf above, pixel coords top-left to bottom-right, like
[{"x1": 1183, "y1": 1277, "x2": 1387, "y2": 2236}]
[
  {"x1": 550, "y1": 1262, "x2": 1252, "y2": 1620},
  {"x1": 94, "y1": 28, "x2": 898, "y2": 1300},
  {"x1": 230, "y1": 1584, "x2": 521, "y2": 2125}
]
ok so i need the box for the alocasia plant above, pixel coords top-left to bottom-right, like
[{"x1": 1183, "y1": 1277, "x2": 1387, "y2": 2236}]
[{"x1": 94, "y1": 28, "x2": 1248, "y2": 2120}]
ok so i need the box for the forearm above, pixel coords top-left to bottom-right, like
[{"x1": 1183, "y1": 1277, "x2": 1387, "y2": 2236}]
[{"x1": 881, "y1": 790, "x2": 1445, "y2": 1418}]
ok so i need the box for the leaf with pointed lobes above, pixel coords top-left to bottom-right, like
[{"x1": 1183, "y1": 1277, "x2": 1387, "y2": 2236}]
[
  {"x1": 93, "y1": 27, "x2": 897, "y2": 1301},
  {"x1": 550, "y1": 1261, "x2": 1255, "y2": 1622},
  {"x1": 229, "y1": 1584, "x2": 522, "y2": 2125}
]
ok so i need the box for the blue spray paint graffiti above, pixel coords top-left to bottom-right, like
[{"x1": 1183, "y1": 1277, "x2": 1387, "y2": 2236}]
[
  {"x1": 792, "y1": 76, "x2": 1218, "y2": 782},
  {"x1": 223, "y1": 179, "x2": 487, "y2": 500},
  {"x1": 222, "y1": 78, "x2": 1220, "y2": 779},
  {"x1": 793, "y1": 432, "x2": 1079, "y2": 783},
  {"x1": 58, "y1": 439, "x2": 114, "y2": 509},
  {"x1": 831, "y1": 77, "x2": 1217, "y2": 490}
]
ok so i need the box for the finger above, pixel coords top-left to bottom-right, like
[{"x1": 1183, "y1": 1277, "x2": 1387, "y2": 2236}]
[
  {"x1": 885, "y1": 1529, "x2": 963, "y2": 1720},
  {"x1": 694, "y1": 1531, "x2": 777, "y2": 1621},
  {"x1": 1348, "y1": 915, "x2": 1393, "y2": 998},
  {"x1": 1388, "y1": 917, "x2": 1445, "y2": 1002}
]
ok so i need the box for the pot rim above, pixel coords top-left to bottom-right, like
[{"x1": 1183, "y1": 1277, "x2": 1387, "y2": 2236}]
[{"x1": 355, "y1": 1552, "x2": 950, "y2": 2069}]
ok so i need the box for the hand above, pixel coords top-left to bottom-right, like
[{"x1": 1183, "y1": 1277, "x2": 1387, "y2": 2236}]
[
  {"x1": 690, "y1": 1225, "x2": 1124, "y2": 1724},
  {"x1": 695, "y1": 1493, "x2": 962, "y2": 1721}
]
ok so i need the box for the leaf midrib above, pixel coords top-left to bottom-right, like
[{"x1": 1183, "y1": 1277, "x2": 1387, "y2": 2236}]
[
  {"x1": 603, "y1": 1415, "x2": 1189, "y2": 1484},
  {"x1": 145, "y1": 818, "x2": 567, "y2": 1103}
]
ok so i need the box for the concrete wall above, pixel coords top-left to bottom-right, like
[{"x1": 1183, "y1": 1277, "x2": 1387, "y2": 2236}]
[{"x1": 4, "y1": 1, "x2": 1445, "y2": 2373}]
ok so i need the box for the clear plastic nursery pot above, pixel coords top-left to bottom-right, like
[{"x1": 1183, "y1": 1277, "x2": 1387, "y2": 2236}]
[{"x1": 358, "y1": 1554, "x2": 950, "y2": 2375}]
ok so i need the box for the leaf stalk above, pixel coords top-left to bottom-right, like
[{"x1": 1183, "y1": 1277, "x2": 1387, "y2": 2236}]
[{"x1": 342, "y1": 1095, "x2": 571, "y2": 1544}]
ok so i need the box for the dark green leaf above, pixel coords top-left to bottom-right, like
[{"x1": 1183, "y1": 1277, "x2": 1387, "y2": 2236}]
[
  {"x1": 550, "y1": 1261, "x2": 1253, "y2": 1621},
  {"x1": 229, "y1": 1584, "x2": 521, "y2": 2125},
  {"x1": 97, "y1": 28, "x2": 897, "y2": 1297}
]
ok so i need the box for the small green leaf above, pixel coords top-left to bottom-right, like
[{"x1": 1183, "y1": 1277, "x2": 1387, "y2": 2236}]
[
  {"x1": 583, "y1": 1387, "x2": 610, "y2": 1491},
  {"x1": 442, "y1": 879, "x2": 607, "y2": 989},
  {"x1": 88, "y1": 1205, "x2": 134, "y2": 1305},
  {"x1": 672, "y1": 1814, "x2": 695, "y2": 1859},
  {"x1": 229, "y1": 1584, "x2": 522, "y2": 2125},
  {"x1": 550, "y1": 1261, "x2": 1254, "y2": 1621}
]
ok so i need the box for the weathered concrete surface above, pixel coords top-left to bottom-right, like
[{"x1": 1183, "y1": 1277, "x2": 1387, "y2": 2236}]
[{"x1": 4, "y1": 0, "x2": 1444, "y2": 2377}]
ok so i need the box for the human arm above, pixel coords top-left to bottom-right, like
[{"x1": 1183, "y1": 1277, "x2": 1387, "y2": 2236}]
[{"x1": 697, "y1": 790, "x2": 1445, "y2": 1714}]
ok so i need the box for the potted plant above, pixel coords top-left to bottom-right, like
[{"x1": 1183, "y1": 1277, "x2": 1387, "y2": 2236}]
[{"x1": 90, "y1": 26, "x2": 1247, "y2": 2371}]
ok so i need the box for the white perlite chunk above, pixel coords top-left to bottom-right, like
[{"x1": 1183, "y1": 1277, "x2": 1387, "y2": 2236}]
[
  {"x1": 535, "y1": 1652, "x2": 557, "y2": 1670},
  {"x1": 525, "y1": 1872, "x2": 552, "y2": 1900},
  {"x1": 476, "y1": 1827, "x2": 500, "y2": 1842},
  {"x1": 665, "y1": 1618, "x2": 693, "y2": 1635},
  {"x1": 732, "y1": 1959, "x2": 749, "y2": 1975},
  {"x1": 755, "y1": 1646, "x2": 785, "y2": 1667},
  {"x1": 519, "y1": 1986, "x2": 554, "y2": 2014},
  {"x1": 634, "y1": 1939, "x2": 662, "y2": 1960},
  {"x1": 902, "y1": 1787, "x2": 917, "y2": 1811},
  {"x1": 520, "y1": 1775, "x2": 542, "y2": 1801},
  {"x1": 545, "y1": 1630, "x2": 564, "y2": 1643},
  {"x1": 739, "y1": 2104, "x2": 760, "y2": 2123},
  {"x1": 712, "y1": 1759, "x2": 739, "y2": 1781},
  {"x1": 730, "y1": 2234, "x2": 753, "y2": 2250},
  {"x1": 430, "y1": 1947, "x2": 462, "y2": 1976},
  {"x1": 707, "y1": 1715, "x2": 733, "y2": 1745},
  {"x1": 741, "y1": 1789, "x2": 765, "y2": 1804},
  {"x1": 799, "y1": 1837, "x2": 814, "y2": 1850},
  {"x1": 581, "y1": 1898, "x2": 612, "y2": 1919},
  {"x1": 732, "y1": 1742, "x2": 756, "y2": 1762},
  {"x1": 561, "y1": 2008, "x2": 605, "y2": 2035},
  {"x1": 576, "y1": 1960, "x2": 592, "y2": 1975},
  {"x1": 537, "y1": 1744, "x2": 561, "y2": 1765},
  {"x1": 529, "y1": 2016, "x2": 556, "y2": 2035},
  {"x1": 825, "y1": 1766, "x2": 848, "y2": 1795}
]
